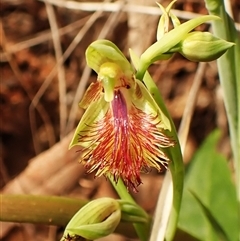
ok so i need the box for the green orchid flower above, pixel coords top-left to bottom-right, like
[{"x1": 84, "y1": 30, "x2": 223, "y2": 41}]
[{"x1": 69, "y1": 40, "x2": 175, "y2": 192}]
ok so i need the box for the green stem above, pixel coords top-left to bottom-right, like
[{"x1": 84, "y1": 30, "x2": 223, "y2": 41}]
[
  {"x1": 0, "y1": 194, "x2": 137, "y2": 239},
  {"x1": 0, "y1": 194, "x2": 87, "y2": 226},
  {"x1": 109, "y1": 177, "x2": 151, "y2": 241},
  {"x1": 109, "y1": 177, "x2": 135, "y2": 203},
  {"x1": 204, "y1": 0, "x2": 240, "y2": 201},
  {"x1": 130, "y1": 49, "x2": 184, "y2": 241},
  {"x1": 142, "y1": 71, "x2": 184, "y2": 241}
]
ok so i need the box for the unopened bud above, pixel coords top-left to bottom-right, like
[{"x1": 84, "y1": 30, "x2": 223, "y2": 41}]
[
  {"x1": 61, "y1": 197, "x2": 121, "y2": 240},
  {"x1": 177, "y1": 31, "x2": 234, "y2": 62}
]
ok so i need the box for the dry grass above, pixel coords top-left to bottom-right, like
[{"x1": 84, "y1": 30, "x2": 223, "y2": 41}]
[{"x1": 0, "y1": 0, "x2": 239, "y2": 240}]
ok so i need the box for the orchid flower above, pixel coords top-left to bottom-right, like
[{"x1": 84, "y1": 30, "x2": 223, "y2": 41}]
[{"x1": 69, "y1": 40, "x2": 175, "y2": 192}]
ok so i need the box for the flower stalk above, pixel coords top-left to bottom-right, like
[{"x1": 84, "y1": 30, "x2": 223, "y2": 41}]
[{"x1": 68, "y1": 1, "x2": 234, "y2": 240}]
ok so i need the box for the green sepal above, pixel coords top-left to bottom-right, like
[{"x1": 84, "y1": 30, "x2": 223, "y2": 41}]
[
  {"x1": 86, "y1": 39, "x2": 133, "y2": 76},
  {"x1": 156, "y1": 0, "x2": 178, "y2": 40}
]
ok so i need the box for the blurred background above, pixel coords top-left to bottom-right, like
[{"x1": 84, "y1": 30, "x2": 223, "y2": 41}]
[{"x1": 1, "y1": 0, "x2": 239, "y2": 240}]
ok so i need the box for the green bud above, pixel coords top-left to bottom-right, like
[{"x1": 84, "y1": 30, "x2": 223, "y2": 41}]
[
  {"x1": 61, "y1": 197, "x2": 121, "y2": 240},
  {"x1": 137, "y1": 15, "x2": 220, "y2": 79},
  {"x1": 177, "y1": 31, "x2": 235, "y2": 62},
  {"x1": 156, "y1": 0, "x2": 178, "y2": 40}
]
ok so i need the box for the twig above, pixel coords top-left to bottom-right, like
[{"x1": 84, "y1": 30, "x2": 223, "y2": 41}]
[
  {"x1": 37, "y1": 0, "x2": 240, "y2": 31},
  {"x1": 37, "y1": 0, "x2": 203, "y2": 20},
  {"x1": 0, "y1": 16, "x2": 90, "y2": 61},
  {"x1": 45, "y1": 2, "x2": 67, "y2": 139},
  {"x1": 178, "y1": 62, "x2": 207, "y2": 157},
  {"x1": 0, "y1": 21, "x2": 56, "y2": 153},
  {"x1": 29, "y1": 10, "x2": 103, "y2": 147}
]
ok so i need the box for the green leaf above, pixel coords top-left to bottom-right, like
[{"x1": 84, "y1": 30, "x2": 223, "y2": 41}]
[
  {"x1": 189, "y1": 190, "x2": 229, "y2": 241},
  {"x1": 204, "y1": 0, "x2": 240, "y2": 204},
  {"x1": 177, "y1": 129, "x2": 238, "y2": 241}
]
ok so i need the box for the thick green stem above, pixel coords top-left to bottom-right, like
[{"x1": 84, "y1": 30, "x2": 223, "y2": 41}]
[
  {"x1": 204, "y1": 0, "x2": 240, "y2": 202},
  {"x1": 142, "y1": 72, "x2": 184, "y2": 241},
  {"x1": 0, "y1": 194, "x2": 87, "y2": 226},
  {"x1": 0, "y1": 194, "x2": 137, "y2": 238}
]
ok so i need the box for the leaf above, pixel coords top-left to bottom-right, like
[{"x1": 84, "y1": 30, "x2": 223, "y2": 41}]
[
  {"x1": 189, "y1": 190, "x2": 229, "y2": 241},
  {"x1": 177, "y1": 129, "x2": 238, "y2": 241}
]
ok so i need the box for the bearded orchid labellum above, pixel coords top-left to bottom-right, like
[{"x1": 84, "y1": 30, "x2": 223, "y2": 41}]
[{"x1": 69, "y1": 40, "x2": 175, "y2": 192}]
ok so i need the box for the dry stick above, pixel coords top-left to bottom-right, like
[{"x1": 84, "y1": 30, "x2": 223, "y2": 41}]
[
  {"x1": 29, "y1": 10, "x2": 103, "y2": 153},
  {"x1": 0, "y1": 21, "x2": 56, "y2": 153},
  {"x1": 66, "y1": 0, "x2": 125, "y2": 132},
  {"x1": 45, "y1": 3, "x2": 67, "y2": 140},
  {"x1": 0, "y1": 15, "x2": 90, "y2": 61},
  {"x1": 48, "y1": 226, "x2": 58, "y2": 241},
  {"x1": 150, "y1": 62, "x2": 207, "y2": 241},
  {"x1": 178, "y1": 62, "x2": 207, "y2": 156},
  {"x1": 127, "y1": 0, "x2": 158, "y2": 56},
  {"x1": 224, "y1": 0, "x2": 234, "y2": 18},
  {"x1": 66, "y1": 66, "x2": 91, "y2": 133},
  {"x1": 97, "y1": 1, "x2": 125, "y2": 39},
  {"x1": 38, "y1": 0, "x2": 240, "y2": 31},
  {"x1": 37, "y1": 0, "x2": 202, "y2": 20}
]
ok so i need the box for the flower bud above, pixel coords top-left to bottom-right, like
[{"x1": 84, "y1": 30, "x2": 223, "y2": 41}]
[
  {"x1": 61, "y1": 198, "x2": 121, "y2": 240},
  {"x1": 177, "y1": 31, "x2": 234, "y2": 62}
]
